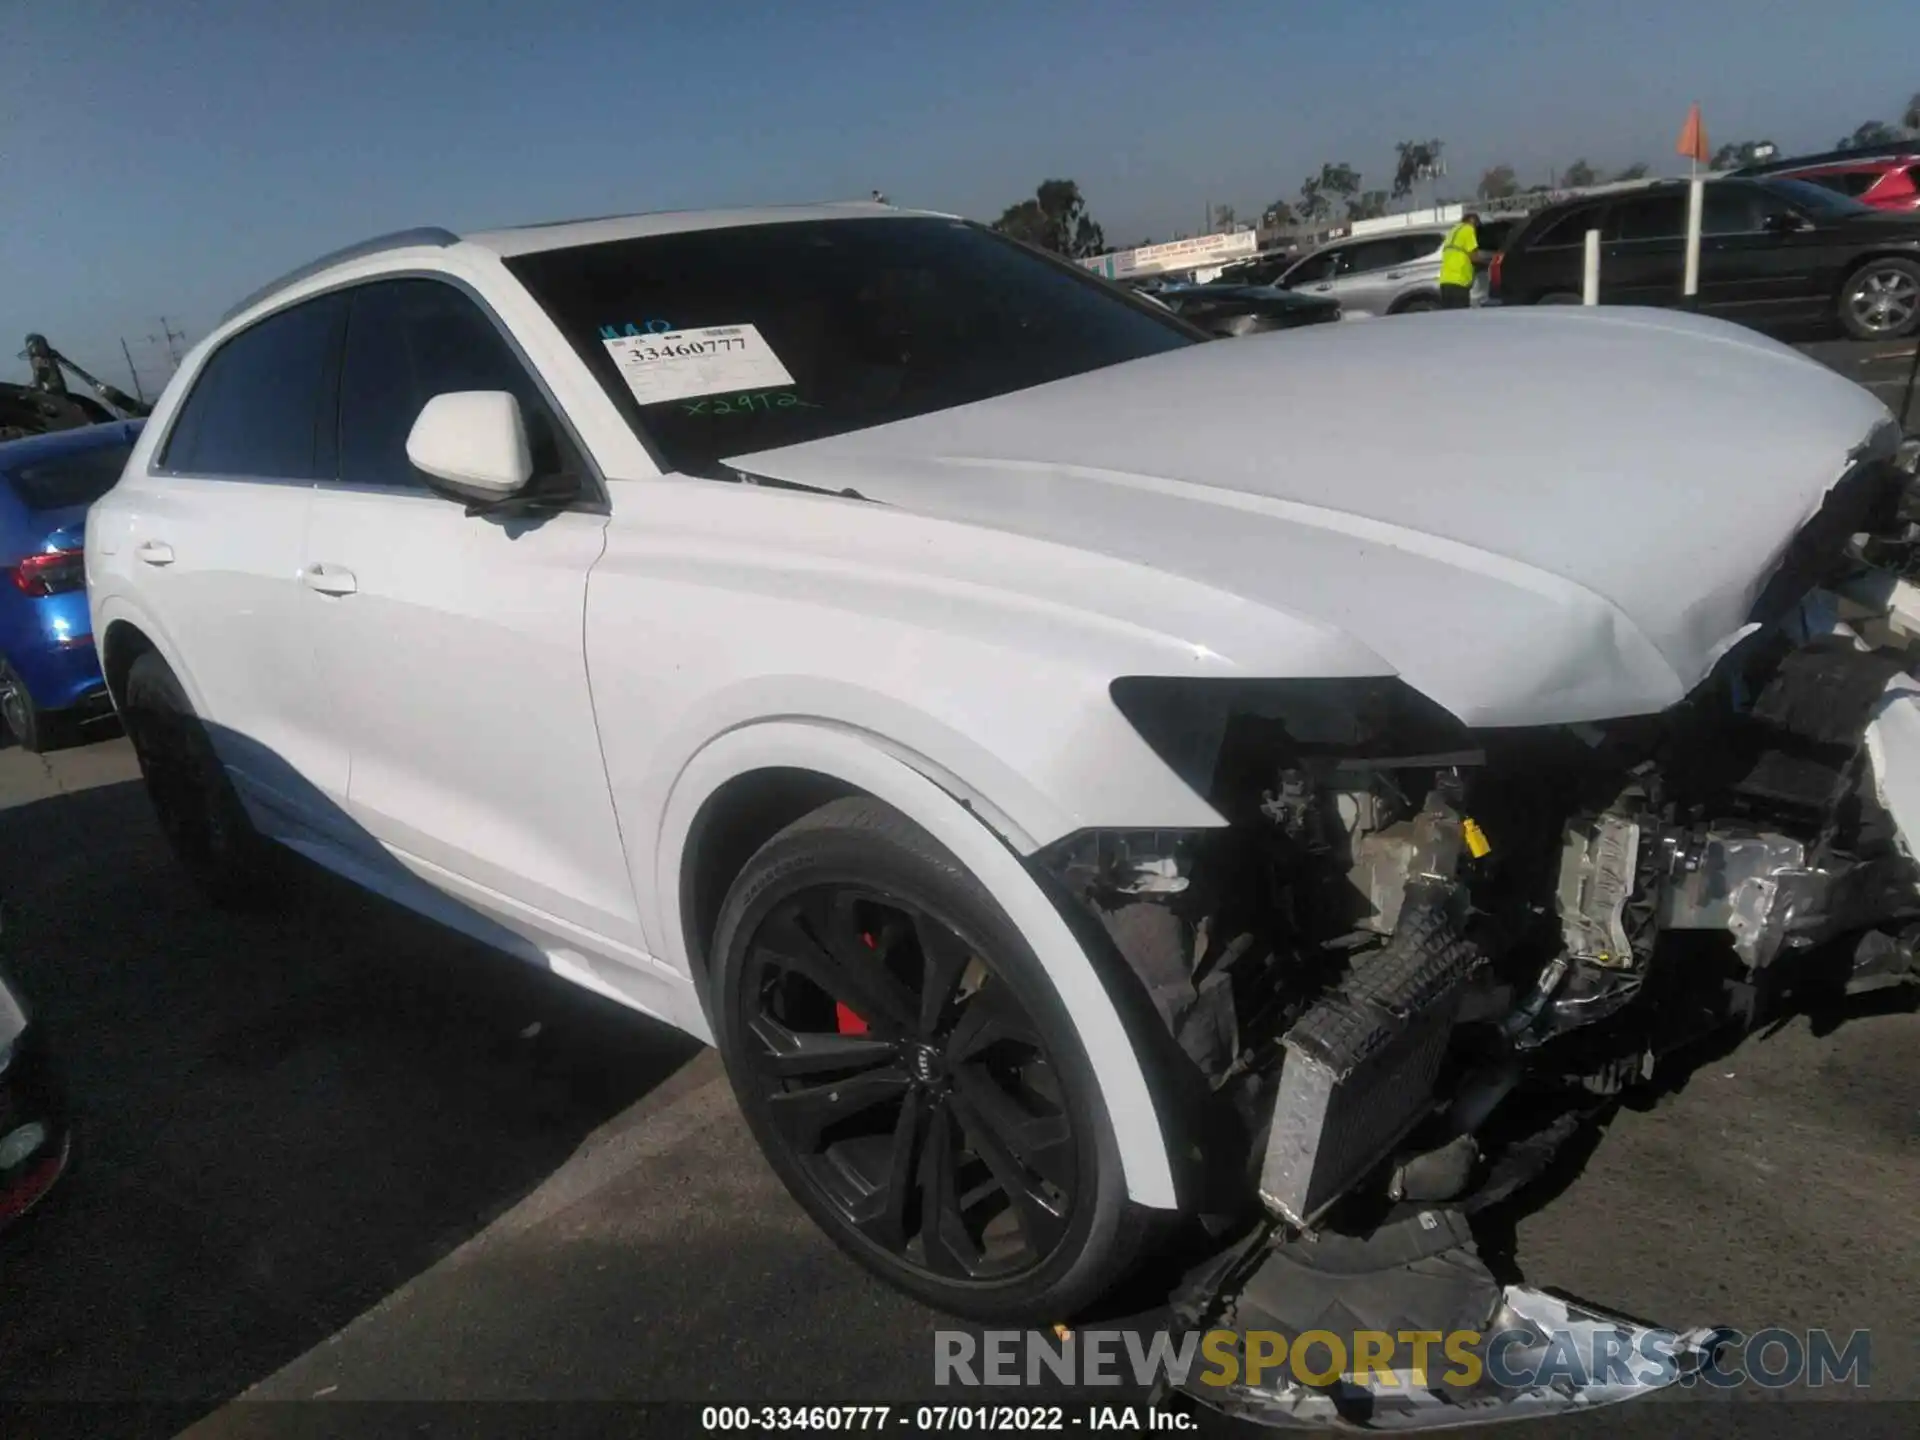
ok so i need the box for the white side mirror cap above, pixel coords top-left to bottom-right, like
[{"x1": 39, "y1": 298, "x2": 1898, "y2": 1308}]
[{"x1": 405, "y1": 391, "x2": 532, "y2": 499}]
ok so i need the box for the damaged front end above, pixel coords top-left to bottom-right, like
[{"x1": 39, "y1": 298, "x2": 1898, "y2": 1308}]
[{"x1": 1034, "y1": 437, "x2": 1920, "y2": 1428}]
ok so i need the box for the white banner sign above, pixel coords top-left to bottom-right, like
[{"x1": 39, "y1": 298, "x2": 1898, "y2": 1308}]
[{"x1": 1082, "y1": 230, "x2": 1259, "y2": 280}]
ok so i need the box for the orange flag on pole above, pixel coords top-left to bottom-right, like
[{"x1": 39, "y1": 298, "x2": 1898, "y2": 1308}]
[{"x1": 1676, "y1": 103, "x2": 1710, "y2": 165}]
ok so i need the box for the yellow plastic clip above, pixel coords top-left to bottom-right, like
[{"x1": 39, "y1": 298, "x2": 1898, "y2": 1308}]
[{"x1": 1462, "y1": 817, "x2": 1492, "y2": 859}]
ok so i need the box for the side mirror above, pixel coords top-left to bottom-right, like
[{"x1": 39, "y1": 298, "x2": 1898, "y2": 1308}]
[
  {"x1": 1762, "y1": 210, "x2": 1809, "y2": 234},
  {"x1": 405, "y1": 391, "x2": 532, "y2": 502}
]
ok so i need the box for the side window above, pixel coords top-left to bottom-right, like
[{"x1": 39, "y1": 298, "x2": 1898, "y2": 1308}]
[
  {"x1": 1526, "y1": 205, "x2": 1606, "y2": 249},
  {"x1": 1345, "y1": 240, "x2": 1399, "y2": 275},
  {"x1": 159, "y1": 293, "x2": 345, "y2": 479},
  {"x1": 1397, "y1": 232, "x2": 1446, "y2": 262},
  {"x1": 1606, "y1": 194, "x2": 1686, "y2": 242},
  {"x1": 1284, "y1": 249, "x2": 1342, "y2": 285},
  {"x1": 336, "y1": 279, "x2": 580, "y2": 491},
  {"x1": 1703, "y1": 185, "x2": 1769, "y2": 235}
]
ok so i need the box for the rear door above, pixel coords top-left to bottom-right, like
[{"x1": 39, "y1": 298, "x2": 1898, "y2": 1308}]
[
  {"x1": 1329, "y1": 236, "x2": 1437, "y2": 315},
  {"x1": 1601, "y1": 192, "x2": 1687, "y2": 306},
  {"x1": 102, "y1": 293, "x2": 350, "y2": 837},
  {"x1": 301, "y1": 276, "x2": 644, "y2": 956},
  {"x1": 1508, "y1": 202, "x2": 1609, "y2": 302}
]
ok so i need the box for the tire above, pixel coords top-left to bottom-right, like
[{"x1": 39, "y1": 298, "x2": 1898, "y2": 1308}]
[
  {"x1": 1395, "y1": 295, "x2": 1439, "y2": 314},
  {"x1": 1839, "y1": 257, "x2": 1920, "y2": 341},
  {"x1": 122, "y1": 652, "x2": 283, "y2": 907},
  {"x1": 0, "y1": 658, "x2": 59, "y2": 754},
  {"x1": 1538, "y1": 291, "x2": 1583, "y2": 305},
  {"x1": 710, "y1": 796, "x2": 1147, "y2": 1322}
]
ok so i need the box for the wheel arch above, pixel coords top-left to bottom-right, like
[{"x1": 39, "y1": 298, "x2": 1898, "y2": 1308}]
[
  {"x1": 658, "y1": 721, "x2": 1180, "y2": 1210},
  {"x1": 97, "y1": 600, "x2": 206, "y2": 715}
]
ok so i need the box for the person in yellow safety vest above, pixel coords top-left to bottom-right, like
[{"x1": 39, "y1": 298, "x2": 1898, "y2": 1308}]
[{"x1": 1438, "y1": 211, "x2": 1491, "y2": 309}]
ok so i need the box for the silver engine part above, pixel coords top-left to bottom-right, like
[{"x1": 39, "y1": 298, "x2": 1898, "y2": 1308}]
[{"x1": 1555, "y1": 812, "x2": 1643, "y2": 968}]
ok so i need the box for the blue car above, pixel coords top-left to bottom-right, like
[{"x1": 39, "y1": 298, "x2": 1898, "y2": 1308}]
[{"x1": 0, "y1": 421, "x2": 142, "y2": 751}]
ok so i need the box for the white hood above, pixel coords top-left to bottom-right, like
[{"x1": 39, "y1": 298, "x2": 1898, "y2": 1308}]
[{"x1": 729, "y1": 307, "x2": 1895, "y2": 727}]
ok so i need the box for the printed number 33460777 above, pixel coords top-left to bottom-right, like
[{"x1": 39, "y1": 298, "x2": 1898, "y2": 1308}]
[{"x1": 630, "y1": 335, "x2": 747, "y2": 362}]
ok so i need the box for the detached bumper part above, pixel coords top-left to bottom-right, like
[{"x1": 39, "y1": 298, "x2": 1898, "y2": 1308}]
[{"x1": 1175, "y1": 1209, "x2": 1715, "y2": 1430}]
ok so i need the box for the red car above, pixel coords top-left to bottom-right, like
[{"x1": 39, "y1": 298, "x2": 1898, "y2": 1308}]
[{"x1": 1735, "y1": 142, "x2": 1920, "y2": 213}]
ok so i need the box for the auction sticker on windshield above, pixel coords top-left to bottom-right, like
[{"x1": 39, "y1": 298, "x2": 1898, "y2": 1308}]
[{"x1": 602, "y1": 324, "x2": 795, "y2": 406}]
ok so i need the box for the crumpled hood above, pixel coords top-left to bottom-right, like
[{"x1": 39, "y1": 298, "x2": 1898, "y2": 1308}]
[{"x1": 729, "y1": 307, "x2": 1895, "y2": 726}]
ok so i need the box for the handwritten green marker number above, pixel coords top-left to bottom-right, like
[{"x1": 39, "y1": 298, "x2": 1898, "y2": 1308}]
[{"x1": 682, "y1": 390, "x2": 822, "y2": 416}]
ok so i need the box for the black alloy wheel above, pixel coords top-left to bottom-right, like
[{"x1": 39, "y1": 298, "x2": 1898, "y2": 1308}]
[
  {"x1": 711, "y1": 798, "x2": 1141, "y2": 1321},
  {"x1": 742, "y1": 885, "x2": 1077, "y2": 1281}
]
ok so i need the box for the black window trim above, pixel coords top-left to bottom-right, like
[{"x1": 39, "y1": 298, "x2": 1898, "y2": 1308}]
[
  {"x1": 150, "y1": 288, "x2": 349, "y2": 488},
  {"x1": 149, "y1": 269, "x2": 608, "y2": 516}
]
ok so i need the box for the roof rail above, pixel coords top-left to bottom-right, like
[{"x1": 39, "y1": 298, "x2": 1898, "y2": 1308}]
[{"x1": 221, "y1": 226, "x2": 460, "y2": 324}]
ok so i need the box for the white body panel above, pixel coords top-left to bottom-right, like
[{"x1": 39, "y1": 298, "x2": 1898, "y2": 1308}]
[{"x1": 85, "y1": 206, "x2": 1896, "y2": 1213}]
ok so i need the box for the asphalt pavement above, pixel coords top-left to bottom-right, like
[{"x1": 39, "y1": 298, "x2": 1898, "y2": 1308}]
[{"x1": 0, "y1": 730, "x2": 1914, "y2": 1439}]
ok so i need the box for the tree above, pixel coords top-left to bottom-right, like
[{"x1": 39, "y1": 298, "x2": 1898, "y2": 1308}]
[
  {"x1": 1260, "y1": 199, "x2": 1297, "y2": 229},
  {"x1": 992, "y1": 179, "x2": 1108, "y2": 258},
  {"x1": 1213, "y1": 203, "x2": 1236, "y2": 232},
  {"x1": 1297, "y1": 174, "x2": 1330, "y2": 224},
  {"x1": 1315, "y1": 162, "x2": 1361, "y2": 207},
  {"x1": 1477, "y1": 164, "x2": 1518, "y2": 200},
  {"x1": 1559, "y1": 159, "x2": 1599, "y2": 188},
  {"x1": 1839, "y1": 119, "x2": 1900, "y2": 150},
  {"x1": 1347, "y1": 190, "x2": 1389, "y2": 221},
  {"x1": 1710, "y1": 139, "x2": 1776, "y2": 169},
  {"x1": 1613, "y1": 162, "x2": 1651, "y2": 182},
  {"x1": 1905, "y1": 91, "x2": 1920, "y2": 133},
  {"x1": 1391, "y1": 140, "x2": 1445, "y2": 201}
]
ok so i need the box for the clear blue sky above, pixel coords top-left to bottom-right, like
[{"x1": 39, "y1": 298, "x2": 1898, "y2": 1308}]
[{"x1": 3, "y1": 0, "x2": 1913, "y2": 389}]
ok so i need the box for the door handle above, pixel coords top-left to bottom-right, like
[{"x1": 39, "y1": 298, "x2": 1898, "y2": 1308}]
[
  {"x1": 135, "y1": 541, "x2": 174, "y2": 566},
  {"x1": 1312, "y1": 284, "x2": 1333, "y2": 292},
  {"x1": 302, "y1": 563, "x2": 357, "y2": 597},
  {"x1": 1385, "y1": 270, "x2": 1406, "y2": 279}
]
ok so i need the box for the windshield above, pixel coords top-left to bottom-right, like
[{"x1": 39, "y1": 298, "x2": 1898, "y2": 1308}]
[
  {"x1": 4, "y1": 438, "x2": 136, "y2": 511},
  {"x1": 505, "y1": 217, "x2": 1199, "y2": 476},
  {"x1": 1761, "y1": 177, "x2": 1875, "y2": 218}
]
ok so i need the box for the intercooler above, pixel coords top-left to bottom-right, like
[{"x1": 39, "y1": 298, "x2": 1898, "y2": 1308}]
[{"x1": 1257, "y1": 878, "x2": 1481, "y2": 1227}]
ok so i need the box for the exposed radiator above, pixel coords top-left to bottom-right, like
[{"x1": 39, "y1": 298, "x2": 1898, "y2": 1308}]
[{"x1": 1258, "y1": 879, "x2": 1480, "y2": 1227}]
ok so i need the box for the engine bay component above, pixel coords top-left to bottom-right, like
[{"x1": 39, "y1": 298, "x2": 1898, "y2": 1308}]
[
  {"x1": 1555, "y1": 810, "x2": 1644, "y2": 968},
  {"x1": 1258, "y1": 878, "x2": 1482, "y2": 1227}
]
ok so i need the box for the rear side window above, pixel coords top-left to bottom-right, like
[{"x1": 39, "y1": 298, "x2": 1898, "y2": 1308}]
[
  {"x1": 335, "y1": 279, "x2": 580, "y2": 491},
  {"x1": 160, "y1": 293, "x2": 346, "y2": 479},
  {"x1": 7, "y1": 440, "x2": 136, "y2": 510},
  {"x1": 1524, "y1": 204, "x2": 1607, "y2": 249},
  {"x1": 1606, "y1": 194, "x2": 1686, "y2": 241}
]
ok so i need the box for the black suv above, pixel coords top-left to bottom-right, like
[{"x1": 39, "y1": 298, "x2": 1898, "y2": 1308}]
[{"x1": 1490, "y1": 176, "x2": 1920, "y2": 339}]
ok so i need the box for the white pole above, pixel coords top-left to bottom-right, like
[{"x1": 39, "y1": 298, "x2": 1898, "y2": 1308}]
[
  {"x1": 1583, "y1": 228, "x2": 1601, "y2": 305},
  {"x1": 1683, "y1": 175, "x2": 1704, "y2": 302}
]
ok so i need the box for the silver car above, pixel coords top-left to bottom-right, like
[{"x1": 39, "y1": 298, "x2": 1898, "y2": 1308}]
[{"x1": 1278, "y1": 224, "x2": 1452, "y2": 316}]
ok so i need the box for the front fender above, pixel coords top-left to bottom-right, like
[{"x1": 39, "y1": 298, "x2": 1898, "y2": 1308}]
[{"x1": 655, "y1": 719, "x2": 1180, "y2": 1210}]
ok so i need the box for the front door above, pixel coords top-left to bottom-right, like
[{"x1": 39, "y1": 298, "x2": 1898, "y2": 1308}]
[
  {"x1": 1697, "y1": 183, "x2": 1828, "y2": 326},
  {"x1": 301, "y1": 277, "x2": 644, "y2": 957}
]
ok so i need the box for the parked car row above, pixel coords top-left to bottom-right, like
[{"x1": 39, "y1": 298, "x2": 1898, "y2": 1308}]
[{"x1": 1164, "y1": 163, "x2": 1918, "y2": 344}]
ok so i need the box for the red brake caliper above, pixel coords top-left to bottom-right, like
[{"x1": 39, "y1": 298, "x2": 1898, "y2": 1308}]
[{"x1": 834, "y1": 932, "x2": 877, "y2": 1035}]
